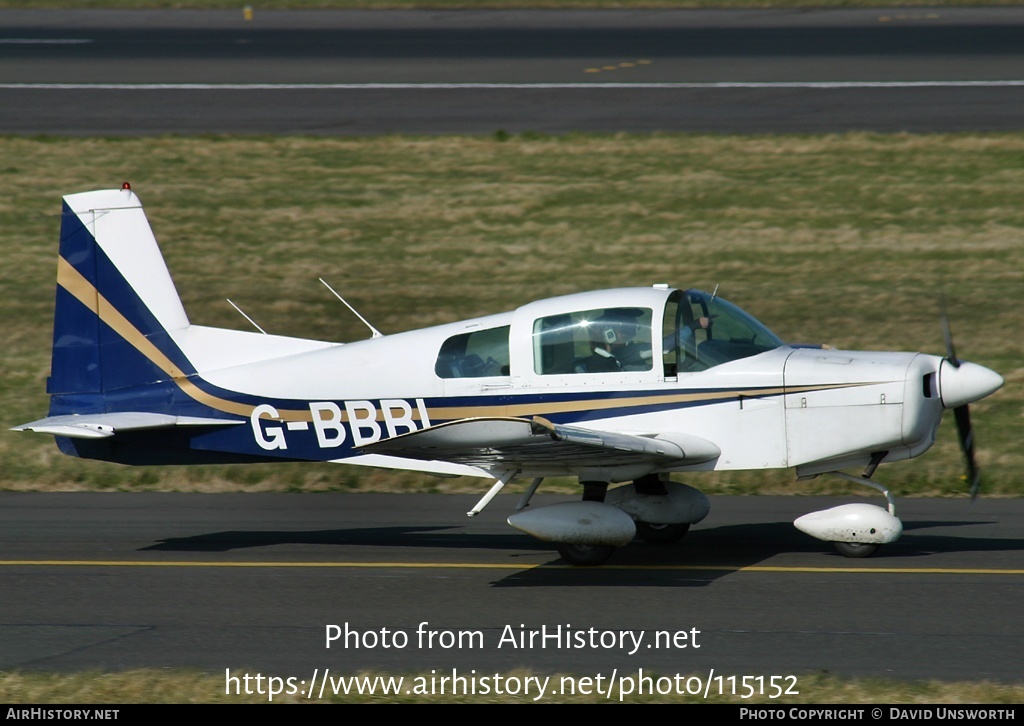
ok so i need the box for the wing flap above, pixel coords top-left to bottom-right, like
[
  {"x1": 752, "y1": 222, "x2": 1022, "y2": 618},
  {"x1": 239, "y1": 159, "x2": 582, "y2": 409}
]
[{"x1": 362, "y1": 416, "x2": 720, "y2": 471}]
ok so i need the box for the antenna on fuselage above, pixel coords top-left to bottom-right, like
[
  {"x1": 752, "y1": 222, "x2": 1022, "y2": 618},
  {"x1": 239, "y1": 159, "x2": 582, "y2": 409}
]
[
  {"x1": 226, "y1": 299, "x2": 268, "y2": 335},
  {"x1": 710, "y1": 283, "x2": 720, "y2": 302},
  {"x1": 319, "y1": 278, "x2": 384, "y2": 339}
]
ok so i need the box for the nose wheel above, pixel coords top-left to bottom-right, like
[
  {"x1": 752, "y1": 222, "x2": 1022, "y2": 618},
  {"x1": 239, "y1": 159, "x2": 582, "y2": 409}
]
[
  {"x1": 795, "y1": 470, "x2": 902, "y2": 558},
  {"x1": 832, "y1": 541, "x2": 878, "y2": 558}
]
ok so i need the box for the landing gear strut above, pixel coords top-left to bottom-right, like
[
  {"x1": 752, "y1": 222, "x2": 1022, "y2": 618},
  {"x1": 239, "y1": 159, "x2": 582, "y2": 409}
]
[{"x1": 631, "y1": 474, "x2": 692, "y2": 544}]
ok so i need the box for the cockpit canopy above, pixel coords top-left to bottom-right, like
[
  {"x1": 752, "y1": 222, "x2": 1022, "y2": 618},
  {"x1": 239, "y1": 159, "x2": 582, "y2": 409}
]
[
  {"x1": 666, "y1": 289, "x2": 785, "y2": 374},
  {"x1": 434, "y1": 288, "x2": 784, "y2": 380}
]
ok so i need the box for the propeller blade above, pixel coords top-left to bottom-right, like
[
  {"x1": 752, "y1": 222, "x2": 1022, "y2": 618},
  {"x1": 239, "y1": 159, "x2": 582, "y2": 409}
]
[
  {"x1": 940, "y1": 297, "x2": 988, "y2": 498},
  {"x1": 940, "y1": 302, "x2": 960, "y2": 368},
  {"x1": 953, "y1": 404, "x2": 980, "y2": 499}
]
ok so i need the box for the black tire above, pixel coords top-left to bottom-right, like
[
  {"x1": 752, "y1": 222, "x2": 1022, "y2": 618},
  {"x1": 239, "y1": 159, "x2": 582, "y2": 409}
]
[
  {"x1": 556, "y1": 544, "x2": 616, "y2": 566},
  {"x1": 636, "y1": 522, "x2": 690, "y2": 544},
  {"x1": 833, "y1": 541, "x2": 878, "y2": 558}
]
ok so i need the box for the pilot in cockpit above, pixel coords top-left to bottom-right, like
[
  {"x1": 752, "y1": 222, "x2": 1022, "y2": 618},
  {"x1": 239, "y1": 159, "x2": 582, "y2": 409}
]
[{"x1": 578, "y1": 308, "x2": 652, "y2": 373}]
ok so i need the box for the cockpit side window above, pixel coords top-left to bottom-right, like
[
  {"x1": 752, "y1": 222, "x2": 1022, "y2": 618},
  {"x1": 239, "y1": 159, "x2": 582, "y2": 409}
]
[
  {"x1": 435, "y1": 326, "x2": 511, "y2": 378},
  {"x1": 533, "y1": 307, "x2": 653, "y2": 375}
]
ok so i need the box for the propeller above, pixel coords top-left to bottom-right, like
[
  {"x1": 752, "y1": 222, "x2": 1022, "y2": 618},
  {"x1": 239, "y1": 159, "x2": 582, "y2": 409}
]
[
  {"x1": 941, "y1": 303, "x2": 959, "y2": 368},
  {"x1": 953, "y1": 405, "x2": 980, "y2": 499},
  {"x1": 940, "y1": 304, "x2": 981, "y2": 499}
]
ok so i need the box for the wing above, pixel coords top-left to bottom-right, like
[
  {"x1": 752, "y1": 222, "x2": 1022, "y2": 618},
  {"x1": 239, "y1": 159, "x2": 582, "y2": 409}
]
[
  {"x1": 11, "y1": 412, "x2": 243, "y2": 439},
  {"x1": 361, "y1": 416, "x2": 720, "y2": 474}
]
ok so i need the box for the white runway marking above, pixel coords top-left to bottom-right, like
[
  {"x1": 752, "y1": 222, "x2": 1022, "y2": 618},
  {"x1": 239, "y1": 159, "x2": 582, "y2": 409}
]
[
  {"x1": 0, "y1": 39, "x2": 92, "y2": 45},
  {"x1": 1, "y1": 81, "x2": 1023, "y2": 90}
]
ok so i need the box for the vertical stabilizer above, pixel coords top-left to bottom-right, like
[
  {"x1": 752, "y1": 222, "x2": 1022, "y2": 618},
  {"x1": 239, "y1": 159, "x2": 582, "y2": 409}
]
[{"x1": 49, "y1": 187, "x2": 193, "y2": 401}]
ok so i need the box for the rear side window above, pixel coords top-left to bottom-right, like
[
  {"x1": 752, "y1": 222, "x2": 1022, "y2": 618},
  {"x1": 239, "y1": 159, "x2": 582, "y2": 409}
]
[{"x1": 435, "y1": 326, "x2": 510, "y2": 378}]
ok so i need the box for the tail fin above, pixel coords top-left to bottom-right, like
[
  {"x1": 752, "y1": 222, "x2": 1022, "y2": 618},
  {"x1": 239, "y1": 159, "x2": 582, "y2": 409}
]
[
  {"x1": 15, "y1": 186, "x2": 339, "y2": 461},
  {"x1": 49, "y1": 186, "x2": 195, "y2": 405},
  {"x1": 46, "y1": 186, "x2": 334, "y2": 416}
]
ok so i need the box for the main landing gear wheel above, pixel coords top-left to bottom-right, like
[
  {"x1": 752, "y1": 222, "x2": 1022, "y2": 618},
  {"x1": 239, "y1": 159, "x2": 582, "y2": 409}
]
[
  {"x1": 833, "y1": 541, "x2": 878, "y2": 558},
  {"x1": 556, "y1": 543, "x2": 616, "y2": 567},
  {"x1": 636, "y1": 522, "x2": 690, "y2": 544}
]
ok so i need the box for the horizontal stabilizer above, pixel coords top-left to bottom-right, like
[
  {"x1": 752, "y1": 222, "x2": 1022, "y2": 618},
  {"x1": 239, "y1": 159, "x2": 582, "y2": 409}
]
[{"x1": 12, "y1": 413, "x2": 243, "y2": 439}]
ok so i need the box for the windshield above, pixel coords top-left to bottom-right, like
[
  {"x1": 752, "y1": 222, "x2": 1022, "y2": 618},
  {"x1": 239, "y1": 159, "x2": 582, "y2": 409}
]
[{"x1": 666, "y1": 289, "x2": 784, "y2": 374}]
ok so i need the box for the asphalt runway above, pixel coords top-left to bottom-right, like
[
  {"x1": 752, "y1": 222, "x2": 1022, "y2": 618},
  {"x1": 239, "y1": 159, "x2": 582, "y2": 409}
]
[
  {"x1": 1, "y1": 8, "x2": 1023, "y2": 133},
  {"x1": 1, "y1": 491, "x2": 1021, "y2": 687}
]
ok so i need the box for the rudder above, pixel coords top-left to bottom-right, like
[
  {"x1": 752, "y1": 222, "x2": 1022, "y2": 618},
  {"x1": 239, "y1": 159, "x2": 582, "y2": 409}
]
[{"x1": 49, "y1": 186, "x2": 194, "y2": 404}]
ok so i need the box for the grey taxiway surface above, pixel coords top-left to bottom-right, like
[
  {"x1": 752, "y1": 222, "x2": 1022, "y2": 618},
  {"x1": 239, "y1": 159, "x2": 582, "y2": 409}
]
[
  {"x1": 2, "y1": 492, "x2": 1022, "y2": 683},
  {"x1": 1, "y1": 8, "x2": 1023, "y2": 134},
  {"x1": 3, "y1": 7, "x2": 1022, "y2": 691}
]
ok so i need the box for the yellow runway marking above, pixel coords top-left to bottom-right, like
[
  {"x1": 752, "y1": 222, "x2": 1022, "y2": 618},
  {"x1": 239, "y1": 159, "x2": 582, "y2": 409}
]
[
  {"x1": 1, "y1": 560, "x2": 1022, "y2": 575},
  {"x1": 583, "y1": 59, "x2": 652, "y2": 75}
]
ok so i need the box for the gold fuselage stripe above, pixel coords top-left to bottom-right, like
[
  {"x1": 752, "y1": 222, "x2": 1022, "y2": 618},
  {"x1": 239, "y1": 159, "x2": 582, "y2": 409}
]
[{"x1": 56, "y1": 256, "x2": 879, "y2": 425}]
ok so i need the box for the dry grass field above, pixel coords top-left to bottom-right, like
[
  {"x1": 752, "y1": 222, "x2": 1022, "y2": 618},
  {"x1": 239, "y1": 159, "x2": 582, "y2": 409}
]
[
  {"x1": 3, "y1": 668, "x2": 1024, "y2": 703},
  {"x1": 1, "y1": 133, "x2": 1020, "y2": 496}
]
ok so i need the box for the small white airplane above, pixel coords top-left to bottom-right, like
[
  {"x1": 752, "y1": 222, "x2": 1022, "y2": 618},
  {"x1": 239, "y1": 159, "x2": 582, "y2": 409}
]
[{"x1": 14, "y1": 186, "x2": 1005, "y2": 565}]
